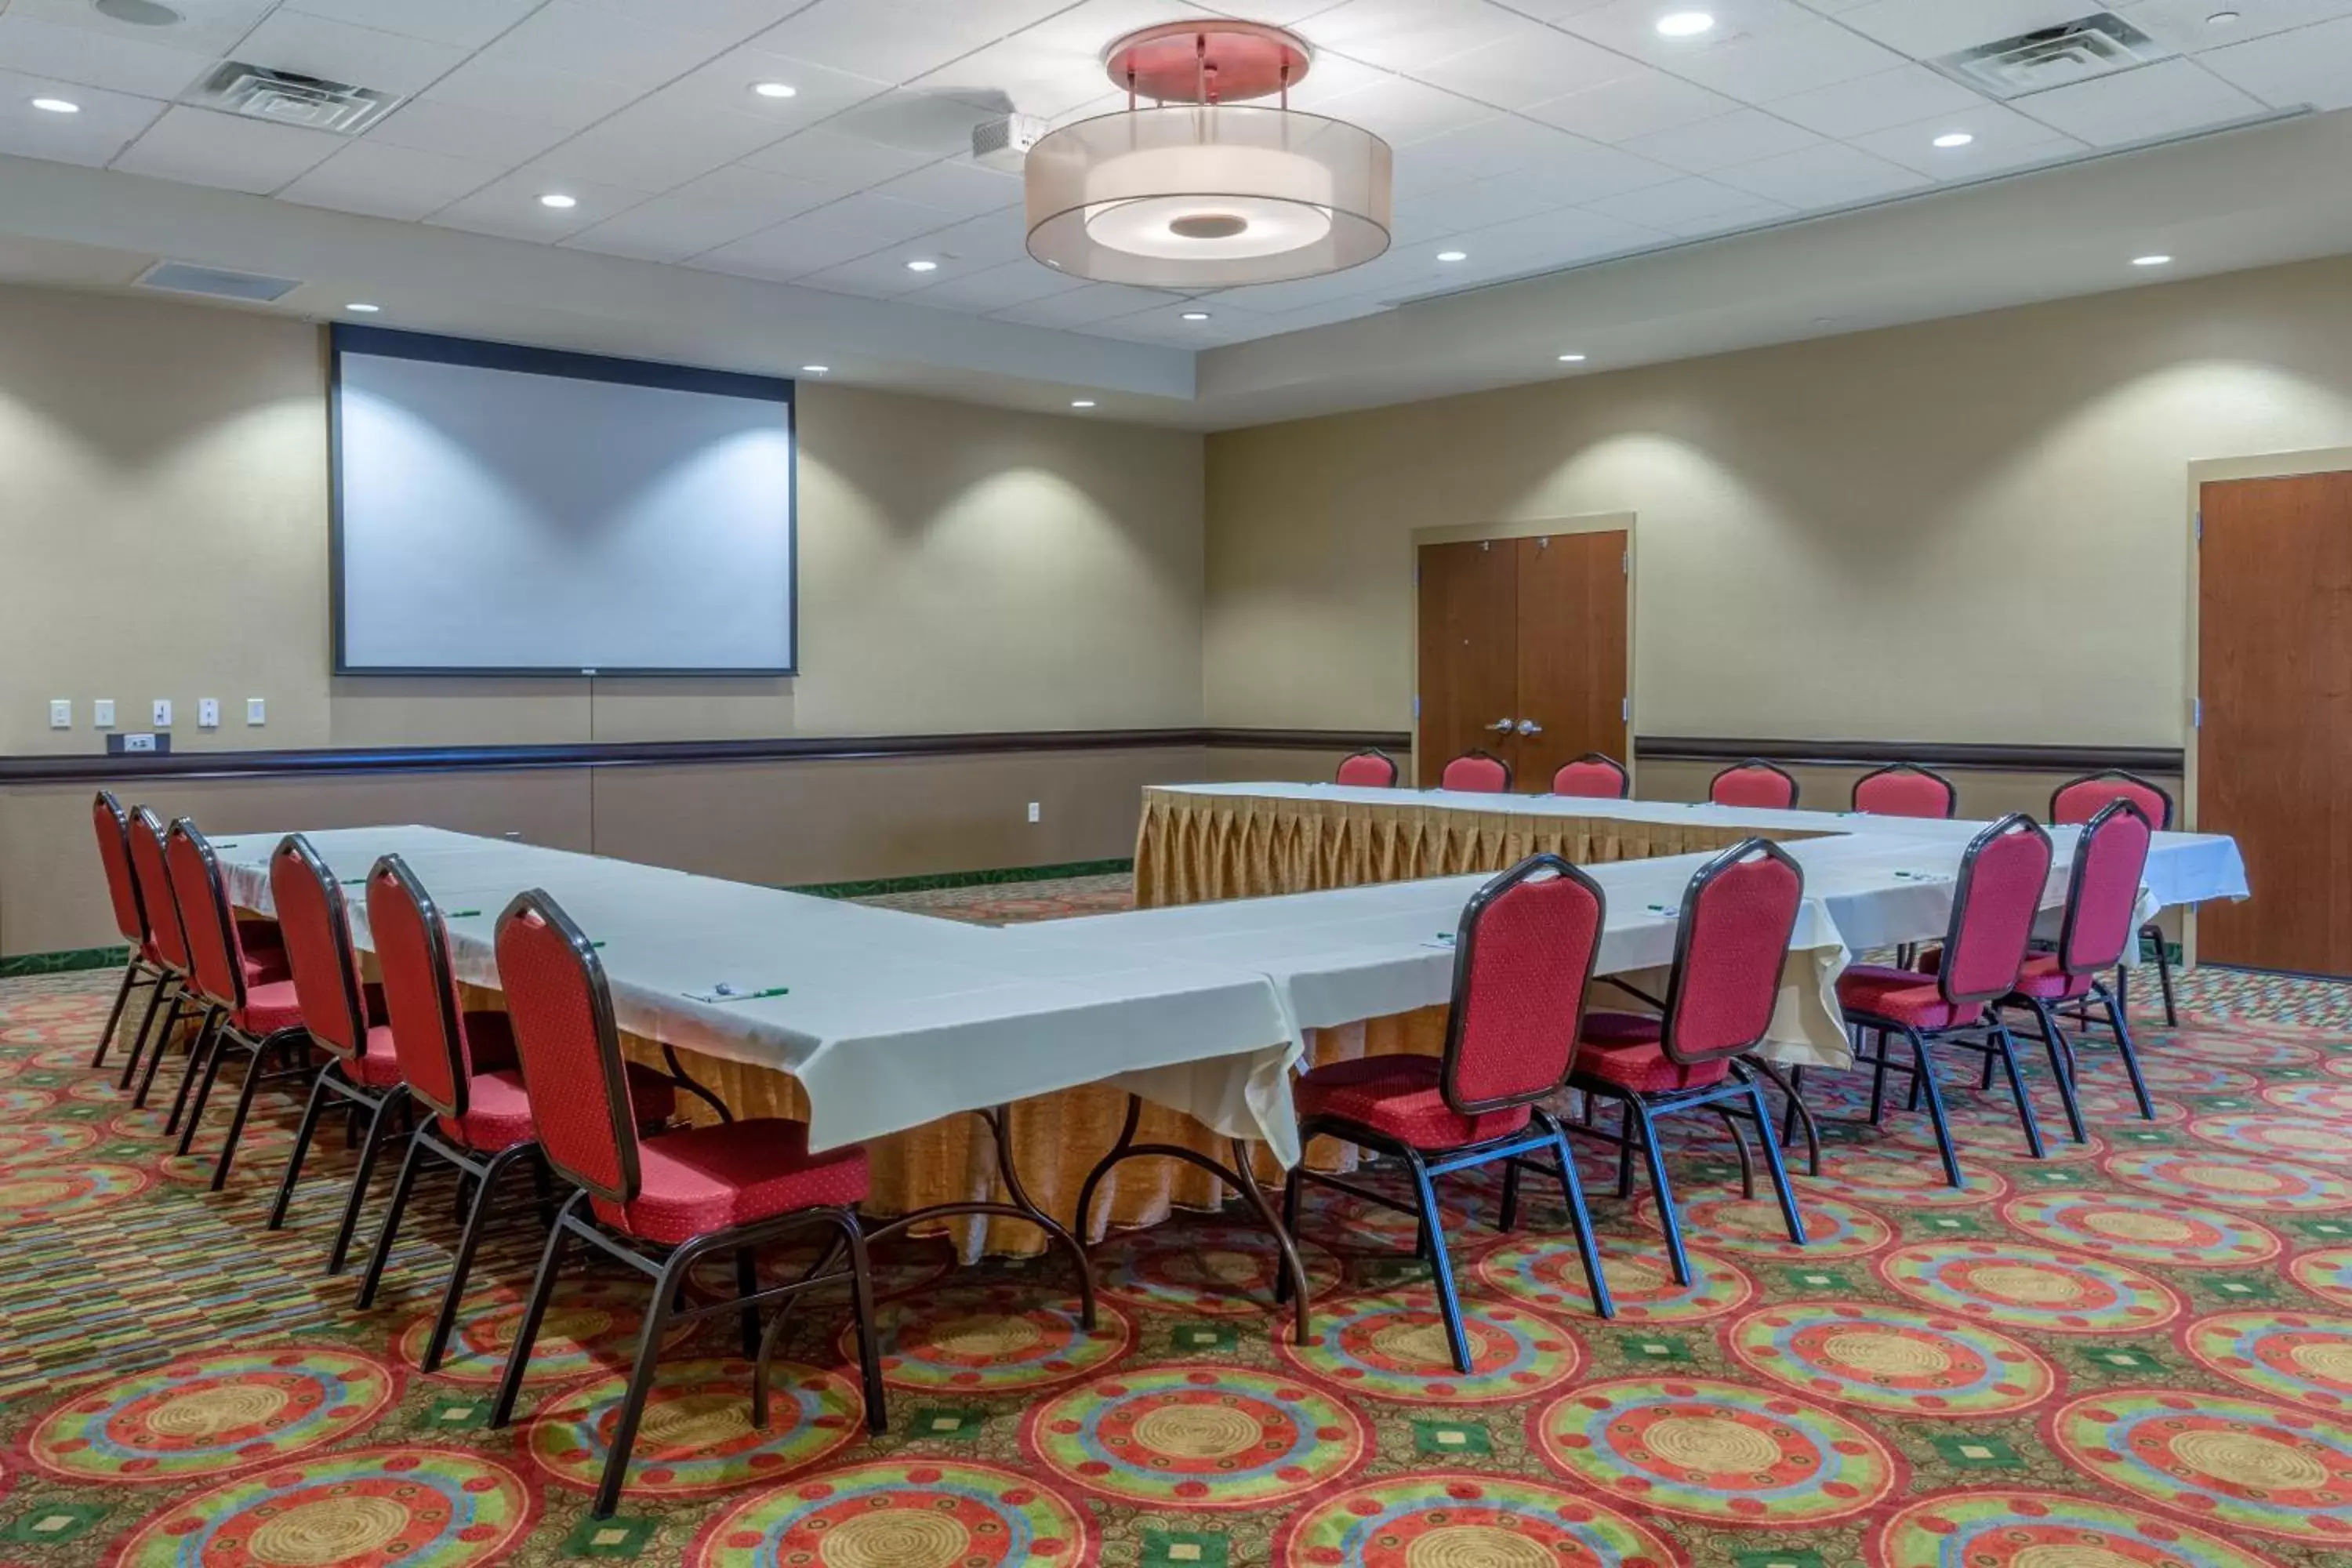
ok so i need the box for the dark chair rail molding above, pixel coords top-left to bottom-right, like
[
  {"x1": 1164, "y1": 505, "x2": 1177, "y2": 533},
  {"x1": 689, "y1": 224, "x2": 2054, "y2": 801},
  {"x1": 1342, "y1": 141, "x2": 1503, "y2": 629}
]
[{"x1": 0, "y1": 729, "x2": 2178, "y2": 786}]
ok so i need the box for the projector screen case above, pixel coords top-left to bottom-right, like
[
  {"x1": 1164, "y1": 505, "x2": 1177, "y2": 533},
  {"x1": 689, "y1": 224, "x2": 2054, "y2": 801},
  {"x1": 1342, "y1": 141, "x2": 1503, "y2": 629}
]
[{"x1": 328, "y1": 326, "x2": 797, "y2": 676}]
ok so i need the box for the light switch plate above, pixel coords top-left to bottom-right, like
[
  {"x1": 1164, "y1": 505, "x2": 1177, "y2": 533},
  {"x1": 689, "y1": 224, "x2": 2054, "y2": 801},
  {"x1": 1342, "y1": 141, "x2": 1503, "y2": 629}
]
[
  {"x1": 198, "y1": 698, "x2": 220, "y2": 729},
  {"x1": 49, "y1": 699, "x2": 71, "y2": 729},
  {"x1": 1026, "y1": 801, "x2": 1041, "y2": 823},
  {"x1": 245, "y1": 697, "x2": 266, "y2": 726},
  {"x1": 93, "y1": 699, "x2": 115, "y2": 728},
  {"x1": 151, "y1": 699, "x2": 172, "y2": 728}
]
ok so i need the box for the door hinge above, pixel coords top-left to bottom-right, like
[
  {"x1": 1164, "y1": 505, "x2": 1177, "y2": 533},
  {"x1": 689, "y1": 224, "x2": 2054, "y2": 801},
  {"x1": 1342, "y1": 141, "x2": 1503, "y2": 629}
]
[
  {"x1": 2194, "y1": 511, "x2": 2202, "y2": 543},
  {"x1": 1621, "y1": 695, "x2": 1631, "y2": 723},
  {"x1": 1621, "y1": 549, "x2": 1629, "y2": 575},
  {"x1": 1413, "y1": 695, "x2": 1421, "y2": 720},
  {"x1": 2193, "y1": 696, "x2": 2202, "y2": 729}
]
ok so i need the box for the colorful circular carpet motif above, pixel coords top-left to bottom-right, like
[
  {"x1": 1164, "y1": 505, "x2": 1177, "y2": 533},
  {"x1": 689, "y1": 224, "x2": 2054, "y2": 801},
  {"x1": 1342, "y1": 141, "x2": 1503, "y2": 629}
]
[
  {"x1": 2289, "y1": 1249, "x2": 2352, "y2": 1311},
  {"x1": 527, "y1": 1359, "x2": 863, "y2": 1499},
  {"x1": 1277, "y1": 1474, "x2": 1683, "y2": 1568},
  {"x1": 2051, "y1": 1388, "x2": 2352, "y2": 1541},
  {"x1": 29, "y1": 1347, "x2": 397, "y2": 1483},
  {"x1": 1871, "y1": 1489, "x2": 2293, "y2": 1568},
  {"x1": 2261, "y1": 1081, "x2": 2352, "y2": 1118},
  {"x1": 1275, "y1": 1290, "x2": 1580, "y2": 1404},
  {"x1": 395, "y1": 1277, "x2": 684, "y2": 1387},
  {"x1": 688, "y1": 1460, "x2": 1089, "y2": 1566},
  {"x1": 1478, "y1": 1240, "x2": 1753, "y2": 1325},
  {"x1": 1798, "y1": 1151, "x2": 2008, "y2": 1207},
  {"x1": 1876, "y1": 1240, "x2": 2182, "y2": 1334},
  {"x1": 0, "y1": 1087, "x2": 57, "y2": 1117},
  {"x1": 2070, "y1": 1081, "x2": 2186, "y2": 1123},
  {"x1": 1024, "y1": 1365, "x2": 1365, "y2": 1508},
  {"x1": 1305, "y1": 1182, "x2": 1490, "y2": 1252},
  {"x1": 1635, "y1": 1192, "x2": 1891, "y2": 1260},
  {"x1": 1092, "y1": 1221, "x2": 1341, "y2": 1316},
  {"x1": 2132, "y1": 1059, "x2": 2261, "y2": 1095},
  {"x1": 2003, "y1": 1191, "x2": 2282, "y2": 1267},
  {"x1": 2102, "y1": 1147, "x2": 2352, "y2": 1211},
  {"x1": 0, "y1": 1120, "x2": 98, "y2": 1163},
  {"x1": 1725, "y1": 1300, "x2": 2054, "y2": 1415},
  {"x1": 0, "y1": 1159, "x2": 147, "y2": 1219},
  {"x1": 2190, "y1": 1111, "x2": 2352, "y2": 1169},
  {"x1": 108, "y1": 1447, "x2": 534, "y2": 1567},
  {"x1": 2185, "y1": 1312, "x2": 2352, "y2": 1410},
  {"x1": 848, "y1": 1285, "x2": 1130, "y2": 1393},
  {"x1": 1533, "y1": 1377, "x2": 1897, "y2": 1522},
  {"x1": 2165, "y1": 1028, "x2": 2321, "y2": 1068},
  {"x1": 684, "y1": 1235, "x2": 953, "y2": 1306}
]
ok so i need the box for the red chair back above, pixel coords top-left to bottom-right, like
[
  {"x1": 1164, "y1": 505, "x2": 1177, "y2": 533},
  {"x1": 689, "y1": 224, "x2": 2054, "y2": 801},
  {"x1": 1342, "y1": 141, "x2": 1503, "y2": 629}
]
[
  {"x1": 2057, "y1": 800, "x2": 2153, "y2": 976},
  {"x1": 366, "y1": 855, "x2": 474, "y2": 1120},
  {"x1": 93, "y1": 792, "x2": 150, "y2": 950},
  {"x1": 1937, "y1": 815, "x2": 2055, "y2": 1005},
  {"x1": 1660, "y1": 839, "x2": 1806, "y2": 1065},
  {"x1": 1334, "y1": 749, "x2": 1399, "y2": 787},
  {"x1": 496, "y1": 891, "x2": 641, "y2": 1203},
  {"x1": 164, "y1": 818, "x2": 248, "y2": 1014},
  {"x1": 1551, "y1": 753, "x2": 1629, "y2": 799},
  {"x1": 1851, "y1": 763, "x2": 1956, "y2": 818},
  {"x1": 1440, "y1": 750, "x2": 1512, "y2": 793},
  {"x1": 2050, "y1": 769, "x2": 2173, "y2": 830},
  {"x1": 269, "y1": 835, "x2": 371, "y2": 1062},
  {"x1": 1709, "y1": 760, "x2": 1798, "y2": 810},
  {"x1": 129, "y1": 808, "x2": 190, "y2": 974},
  {"x1": 1439, "y1": 855, "x2": 1605, "y2": 1115}
]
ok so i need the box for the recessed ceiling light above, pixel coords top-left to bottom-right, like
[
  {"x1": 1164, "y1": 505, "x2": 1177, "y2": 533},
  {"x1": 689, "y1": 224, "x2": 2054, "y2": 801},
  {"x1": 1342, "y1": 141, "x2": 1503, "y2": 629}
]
[
  {"x1": 751, "y1": 81, "x2": 798, "y2": 98},
  {"x1": 1655, "y1": 11, "x2": 1715, "y2": 36},
  {"x1": 538, "y1": 192, "x2": 577, "y2": 209},
  {"x1": 2206, "y1": 8, "x2": 2241, "y2": 22},
  {"x1": 800, "y1": 365, "x2": 829, "y2": 375},
  {"x1": 2132, "y1": 254, "x2": 2173, "y2": 267},
  {"x1": 1181, "y1": 310, "x2": 1211, "y2": 321},
  {"x1": 1436, "y1": 249, "x2": 1468, "y2": 262},
  {"x1": 1556, "y1": 353, "x2": 1587, "y2": 362},
  {"x1": 30, "y1": 96, "x2": 80, "y2": 114},
  {"x1": 1932, "y1": 131, "x2": 1973, "y2": 148},
  {"x1": 1071, "y1": 399, "x2": 1096, "y2": 408},
  {"x1": 94, "y1": 0, "x2": 180, "y2": 24},
  {"x1": 905, "y1": 259, "x2": 938, "y2": 272},
  {"x1": 346, "y1": 302, "x2": 380, "y2": 314}
]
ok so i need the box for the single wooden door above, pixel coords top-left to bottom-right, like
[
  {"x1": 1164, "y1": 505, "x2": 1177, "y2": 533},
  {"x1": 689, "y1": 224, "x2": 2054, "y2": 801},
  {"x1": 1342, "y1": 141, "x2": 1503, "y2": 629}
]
[
  {"x1": 1514, "y1": 531, "x2": 1630, "y2": 787},
  {"x1": 2197, "y1": 471, "x2": 2352, "y2": 974},
  {"x1": 1415, "y1": 540, "x2": 1519, "y2": 787}
]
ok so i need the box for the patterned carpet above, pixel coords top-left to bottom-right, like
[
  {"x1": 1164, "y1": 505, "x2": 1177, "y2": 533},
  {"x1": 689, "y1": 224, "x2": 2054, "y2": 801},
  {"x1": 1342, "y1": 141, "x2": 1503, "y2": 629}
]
[{"x1": 3, "y1": 902, "x2": 2352, "y2": 1566}]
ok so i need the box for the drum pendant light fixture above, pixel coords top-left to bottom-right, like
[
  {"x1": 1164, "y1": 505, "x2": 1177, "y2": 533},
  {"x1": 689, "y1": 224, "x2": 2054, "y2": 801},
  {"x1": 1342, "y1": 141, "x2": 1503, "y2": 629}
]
[{"x1": 1024, "y1": 21, "x2": 1392, "y2": 288}]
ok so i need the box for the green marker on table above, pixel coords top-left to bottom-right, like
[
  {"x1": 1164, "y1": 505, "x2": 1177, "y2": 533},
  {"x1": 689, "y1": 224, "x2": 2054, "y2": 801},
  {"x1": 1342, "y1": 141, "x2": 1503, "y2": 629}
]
[
  {"x1": 697, "y1": 982, "x2": 790, "y2": 1003},
  {"x1": 445, "y1": 909, "x2": 483, "y2": 919}
]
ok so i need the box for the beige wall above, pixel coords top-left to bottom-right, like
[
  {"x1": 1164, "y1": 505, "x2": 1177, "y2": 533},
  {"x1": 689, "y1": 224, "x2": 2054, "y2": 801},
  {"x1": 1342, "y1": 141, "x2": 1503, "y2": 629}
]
[
  {"x1": 1203, "y1": 253, "x2": 2352, "y2": 748},
  {"x1": 0, "y1": 284, "x2": 1205, "y2": 756}
]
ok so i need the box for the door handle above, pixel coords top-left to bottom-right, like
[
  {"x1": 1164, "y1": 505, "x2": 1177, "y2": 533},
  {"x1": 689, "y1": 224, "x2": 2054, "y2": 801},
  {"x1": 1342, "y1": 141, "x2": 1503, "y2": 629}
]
[
  {"x1": 1487, "y1": 717, "x2": 1515, "y2": 733},
  {"x1": 1516, "y1": 718, "x2": 1543, "y2": 735}
]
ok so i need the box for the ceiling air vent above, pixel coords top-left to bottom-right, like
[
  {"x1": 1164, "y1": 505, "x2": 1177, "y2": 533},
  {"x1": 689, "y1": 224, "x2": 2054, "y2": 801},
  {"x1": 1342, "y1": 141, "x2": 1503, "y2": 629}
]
[
  {"x1": 135, "y1": 261, "x2": 301, "y2": 303},
  {"x1": 1929, "y1": 13, "x2": 2170, "y2": 99},
  {"x1": 185, "y1": 60, "x2": 400, "y2": 134}
]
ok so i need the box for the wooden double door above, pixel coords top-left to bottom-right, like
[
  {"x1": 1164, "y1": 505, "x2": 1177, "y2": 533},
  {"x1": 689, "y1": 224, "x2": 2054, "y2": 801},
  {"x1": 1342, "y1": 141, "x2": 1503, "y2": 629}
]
[
  {"x1": 2197, "y1": 470, "x2": 2352, "y2": 975},
  {"x1": 1415, "y1": 530, "x2": 1629, "y2": 790}
]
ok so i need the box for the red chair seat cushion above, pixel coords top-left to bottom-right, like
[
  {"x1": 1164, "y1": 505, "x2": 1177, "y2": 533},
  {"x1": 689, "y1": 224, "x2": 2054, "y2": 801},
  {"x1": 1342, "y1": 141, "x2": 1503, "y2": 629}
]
[
  {"x1": 231, "y1": 978, "x2": 308, "y2": 1036},
  {"x1": 2009, "y1": 953, "x2": 2094, "y2": 1003},
  {"x1": 592, "y1": 1118, "x2": 870, "y2": 1246},
  {"x1": 437, "y1": 1037, "x2": 677, "y2": 1153},
  {"x1": 1295, "y1": 1054, "x2": 1531, "y2": 1150},
  {"x1": 1837, "y1": 964, "x2": 1982, "y2": 1030},
  {"x1": 344, "y1": 1025, "x2": 408, "y2": 1089},
  {"x1": 1570, "y1": 1012, "x2": 1730, "y2": 1094}
]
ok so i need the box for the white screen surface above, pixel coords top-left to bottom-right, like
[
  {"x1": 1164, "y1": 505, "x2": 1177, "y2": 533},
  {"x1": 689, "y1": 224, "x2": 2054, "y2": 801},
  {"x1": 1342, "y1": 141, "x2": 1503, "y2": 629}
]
[{"x1": 335, "y1": 342, "x2": 793, "y2": 673}]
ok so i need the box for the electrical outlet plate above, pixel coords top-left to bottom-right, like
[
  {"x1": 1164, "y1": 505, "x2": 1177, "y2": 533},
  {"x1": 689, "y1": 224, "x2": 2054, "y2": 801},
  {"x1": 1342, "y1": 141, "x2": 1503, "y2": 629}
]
[
  {"x1": 245, "y1": 697, "x2": 266, "y2": 726},
  {"x1": 1027, "y1": 801, "x2": 1041, "y2": 823},
  {"x1": 198, "y1": 698, "x2": 220, "y2": 728},
  {"x1": 152, "y1": 699, "x2": 172, "y2": 728},
  {"x1": 93, "y1": 699, "x2": 115, "y2": 728},
  {"x1": 49, "y1": 699, "x2": 71, "y2": 729}
]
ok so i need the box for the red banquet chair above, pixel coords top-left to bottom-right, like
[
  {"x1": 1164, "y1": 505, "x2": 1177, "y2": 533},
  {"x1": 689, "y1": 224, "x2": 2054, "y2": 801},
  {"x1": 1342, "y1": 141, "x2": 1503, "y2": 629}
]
[
  {"x1": 1709, "y1": 758, "x2": 1798, "y2": 809},
  {"x1": 1828, "y1": 815, "x2": 2056, "y2": 1187},
  {"x1": 262, "y1": 835, "x2": 413, "y2": 1275},
  {"x1": 355, "y1": 854, "x2": 681, "y2": 1374},
  {"x1": 1439, "y1": 749, "x2": 1512, "y2": 793},
  {"x1": 2051, "y1": 769, "x2": 2177, "y2": 1026},
  {"x1": 160, "y1": 819, "x2": 311, "y2": 1190},
  {"x1": 1569, "y1": 838, "x2": 1811, "y2": 1284},
  {"x1": 122, "y1": 806, "x2": 280, "y2": 1105},
  {"x1": 1334, "y1": 748, "x2": 1400, "y2": 787},
  {"x1": 1851, "y1": 762, "x2": 1958, "y2": 818},
  {"x1": 1552, "y1": 753, "x2": 1630, "y2": 800},
  {"x1": 89, "y1": 791, "x2": 171, "y2": 1072},
  {"x1": 486, "y1": 888, "x2": 885, "y2": 1519},
  {"x1": 1283, "y1": 854, "x2": 1615, "y2": 1372}
]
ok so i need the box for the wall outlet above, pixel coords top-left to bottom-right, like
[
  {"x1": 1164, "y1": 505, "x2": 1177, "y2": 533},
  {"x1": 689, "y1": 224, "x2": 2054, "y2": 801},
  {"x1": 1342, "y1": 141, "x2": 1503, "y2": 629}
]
[
  {"x1": 119, "y1": 732, "x2": 157, "y2": 753},
  {"x1": 151, "y1": 699, "x2": 172, "y2": 728},
  {"x1": 1027, "y1": 801, "x2": 1041, "y2": 823},
  {"x1": 93, "y1": 699, "x2": 115, "y2": 728},
  {"x1": 49, "y1": 699, "x2": 71, "y2": 730},
  {"x1": 245, "y1": 697, "x2": 266, "y2": 726},
  {"x1": 198, "y1": 698, "x2": 220, "y2": 729}
]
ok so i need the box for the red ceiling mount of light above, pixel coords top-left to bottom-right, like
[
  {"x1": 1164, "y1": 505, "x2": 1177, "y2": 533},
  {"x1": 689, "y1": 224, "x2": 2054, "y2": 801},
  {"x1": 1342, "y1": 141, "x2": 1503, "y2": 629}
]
[{"x1": 1105, "y1": 20, "x2": 1311, "y2": 104}]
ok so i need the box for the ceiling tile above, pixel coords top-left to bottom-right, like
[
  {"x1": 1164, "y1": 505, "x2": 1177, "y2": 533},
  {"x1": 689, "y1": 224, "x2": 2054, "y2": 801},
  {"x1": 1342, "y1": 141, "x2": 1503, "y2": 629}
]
[
  {"x1": 749, "y1": 0, "x2": 1087, "y2": 85},
  {"x1": 230, "y1": 10, "x2": 470, "y2": 96},
  {"x1": 739, "y1": 125, "x2": 935, "y2": 191},
  {"x1": 425, "y1": 169, "x2": 659, "y2": 240},
  {"x1": 872, "y1": 158, "x2": 1024, "y2": 218},
  {"x1": 1848, "y1": 102, "x2": 2085, "y2": 176},
  {"x1": 561, "y1": 186, "x2": 826, "y2": 262},
  {"x1": 1500, "y1": 137, "x2": 1682, "y2": 203},
  {"x1": 691, "y1": 190, "x2": 957, "y2": 277},
  {"x1": 913, "y1": 0, "x2": 1223, "y2": 119},
  {"x1": 285, "y1": 0, "x2": 545, "y2": 51},
  {"x1": 470, "y1": 1, "x2": 746, "y2": 92},
  {"x1": 797, "y1": 247, "x2": 973, "y2": 299},
  {"x1": 1657, "y1": 194, "x2": 1795, "y2": 234},
  {"x1": 902, "y1": 257, "x2": 1088, "y2": 310},
  {"x1": 419, "y1": 56, "x2": 642, "y2": 133},
  {"x1": 991, "y1": 279, "x2": 1187, "y2": 325},
  {"x1": 2011, "y1": 56, "x2": 2266, "y2": 145},
  {"x1": 364, "y1": 99, "x2": 573, "y2": 165},
  {"x1": 1392, "y1": 115, "x2": 1635, "y2": 191},
  {"x1": 904, "y1": 209, "x2": 1033, "y2": 268},
  {"x1": 1663, "y1": 16, "x2": 1910, "y2": 102},
  {"x1": 2195, "y1": 13, "x2": 2352, "y2": 109},
  {"x1": 1551, "y1": 0, "x2": 1820, "y2": 61},
  {"x1": 1618, "y1": 106, "x2": 1822, "y2": 171},
  {"x1": 1711, "y1": 137, "x2": 1929, "y2": 202},
  {"x1": 535, "y1": 101, "x2": 792, "y2": 191},
  {"x1": 1447, "y1": 202, "x2": 1665, "y2": 263},
  {"x1": 1524, "y1": 66, "x2": 1741, "y2": 141},
  {"x1": 1406, "y1": 17, "x2": 1639, "y2": 111},
  {"x1": 1582, "y1": 172, "x2": 1784, "y2": 226},
  {"x1": 569, "y1": 0, "x2": 817, "y2": 47},
  {"x1": 658, "y1": 46, "x2": 891, "y2": 122},
  {"x1": 1832, "y1": 0, "x2": 2114, "y2": 59},
  {"x1": 1388, "y1": 177, "x2": 1566, "y2": 243},
  {"x1": 2, "y1": 0, "x2": 271, "y2": 60},
  {"x1": 113, "y1": 105, "x2": 346, "y2": 194},
  {"x1": 1298, "y1": 0, "x2": 1538, "y2": 71},
  {"x1": 1088, "y1": 299, "x2": 1255, "y2": 340},
  {"x1": 1766, "y1": 64, "x2": 1987, "y2": 136},
  {"x1": 823, "y1": 88, "x2": 997, "y2": 155},
  {"x1": 2119, "y1": 0, "x2": 2352, "y2": 53},
  {"x1": 0, "y1": 13, "x2": 216, "y2": 100},
  {"x1": 0, "y1": 70, "x2": 163, "y2": 169},
  {"x1": 1302, "y1": 74, "x2": 1500, "y2": 143},
  {"x1": 276, "y1": 138, "x2": 505, "y2": 219}
]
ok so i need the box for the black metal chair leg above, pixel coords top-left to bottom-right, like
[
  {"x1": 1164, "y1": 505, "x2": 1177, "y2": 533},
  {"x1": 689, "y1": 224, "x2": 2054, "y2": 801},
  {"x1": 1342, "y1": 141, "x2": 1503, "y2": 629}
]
[
  {"x1": 1536, "y1": 1109, "x2": 1613, "y2": 1319},
  {"x1": 2101, "y1": 984, "x2": 2157, "y2": 1120},
  {"x1": 211, "y1": 1036, "x2": 285, "y2": 1189},
  {"x1": 423, "y1": 1145, "x2": 535, "y2": 1372},
  {"x1": 1867, "y1": 1032, "x2": 1891, "y2": 1124},
  {"x1": 174, "y1": 1025, "x2": 234, "y2": 1153},
  {"x1": 2027, "y1": 1001, "x2": 2088, "y2": 1144},
  {"x1": 267, "y1": 1068, "x2": 337, "y2": 1229},
  {"x1": 2147, "y1": 927, "x2": 2178, "y2": 1025},
  {"x1": 1615, "y1": 1099, "x2": 1637, "y2": 1199},
  {"x1": 119, "y1": 978, "x2": 175, "y2": 1091},
  {"x1": 1629, "y1": 1099, "x2": 1691, "y2": 1286},
  {"x1": 1274, "y1": 1169, "x2": 1303, "y2": 1305},
  {"x1": 162, "y1": 1009, "x2": 222, "y2": 1135},
  {"x1": 93, "y1": 963, "x2": 140, "y2": 1069},
  {"x1": 840, "y1": 1220, "x2": 887, "y2": 1436},
  {"x1": 1752, "y1": 1058, "x2": 1820, "y2": 1178},
  {"x1": 1744, "y1": 1077, "x2": 1808, "y2": 1246},
  {"x1": 491, "y1": 1193, "x2": 579, "y2": 1428},
  {"x1": 595, "y1": 1245, "x2": 695, "y2": 1519},
  {"x1": 327, "y1": 1086, "x2": 407, "y2": 1276},
  {"x1": 1909, "y1": 1030, "x2": 1965, "y2": 1189},
  {"x1": 1714, "y1": 1108, "x2": 1756, "y2": 1200},
  {"x1": 735, "y1": 1248, "x2": 760, "y2": 1358},
  {"x1": 355, "y1": 1131, "x2": 430, "y2": 1310},
  {"x1": 1399, "y1": 1149, "x2": 1473, "y2": 1374},
  {"x1": 1497, "y1": 1159, "x2": 1522, "y2": 1232},
  {"x1": 1991, "y1": 1025, "x2": 2046, "y2": 1159}
]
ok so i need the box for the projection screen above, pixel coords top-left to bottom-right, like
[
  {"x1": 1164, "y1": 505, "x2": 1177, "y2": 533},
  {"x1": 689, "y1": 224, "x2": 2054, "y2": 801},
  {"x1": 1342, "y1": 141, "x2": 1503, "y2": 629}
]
[{"x1": 331, "y1": 327, "x2": 796, "y2": 674}]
